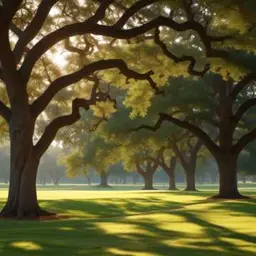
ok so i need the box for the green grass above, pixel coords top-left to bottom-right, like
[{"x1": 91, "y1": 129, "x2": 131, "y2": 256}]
[{"x1": 0, "y1": 184, "x2": 256, "y2": 256}]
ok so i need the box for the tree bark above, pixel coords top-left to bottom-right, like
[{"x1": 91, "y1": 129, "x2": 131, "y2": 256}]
[
  {"x1": 184, "y1": 169, "x2": 196, "y2": 191},
  {"x1": 213, "y1": 155, "x2": 243, "y2": 198},
  {"x1": 143, "y1": 172, "x2": 154, "y2": 190},
  {"x1": 167, "y1": 169, "x2": 177, "y2": 190},
  {"x1": 0, "y1": 107, "x2": 54, "y2": 218},
  {"x1": 98, "y1": 170, "x2": 111, "y2": 188},
  {"x1": 0, "y1": 146, "x2": 53, "y2": 218}
]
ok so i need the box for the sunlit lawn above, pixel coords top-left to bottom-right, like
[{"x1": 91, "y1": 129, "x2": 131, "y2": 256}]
[{"x1": 0, "y1": 184, "x2": 255, "y2": 256}]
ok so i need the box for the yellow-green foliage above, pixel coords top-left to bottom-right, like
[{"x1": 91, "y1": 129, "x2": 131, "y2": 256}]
[
  {"x1": 90, "y1": 101, "x2": 116, "y2": 118},
  {"x1": 210, "y1": 58, "x2": 248, "y2": 81},
  {"x1": 58, "y1": 151, "x2": 85, "y2": 178}
]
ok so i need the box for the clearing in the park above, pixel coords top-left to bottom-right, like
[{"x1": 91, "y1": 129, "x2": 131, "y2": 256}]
[{"x1": 0, "y1": 184, "x2": 255, "y2": 256}]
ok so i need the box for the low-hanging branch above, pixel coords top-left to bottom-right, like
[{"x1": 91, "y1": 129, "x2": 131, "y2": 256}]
[
  {"x1": 233, "y1": 98, "x2": 256, "y2": 125},
  {"x1": 0, "y1": 100, "x2": 11, "y2": 122},
  {"x1": 230, "y1": 73, "x2": 256, "y2": 100},
  {"x1": 34, "y1": 83, "x2": 114, "y2": 157},
  {"x1": 31, "y1": 58, "x2": 157, "y2": 117},
  {"x1": 133, "y1": 113, "x2": 219, "y2": 158},
  {"x1": 232, "y1": 128, "x2": 256, "y2": 155},
  {"x1": 154, "y1": 28, "x2": 210, "y2": 77}
]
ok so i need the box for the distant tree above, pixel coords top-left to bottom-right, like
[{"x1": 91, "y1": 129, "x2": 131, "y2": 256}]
[
  {"x1": 133, "y1": 2, "x2": 256, "y2": 198},
  {"x1": 0, "y1": 0, "x2": 183, "y2": 217}
]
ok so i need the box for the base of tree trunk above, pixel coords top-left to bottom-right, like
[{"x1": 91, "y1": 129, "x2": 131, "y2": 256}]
[
  {"x1": 184, "y1": 188, "x2": 198, "y2": 192},
  {"x1": 142, "y1": 187, "x2": 156, "y2": 190},
  {"x1": 0, "y1": 206, "x2": 56, "y2": 220},
  {"x1": 96, "y1": 184, "x2": 112, "y2": 188},
  {"x1": 211, "y1": 193, "x2": 250, "y2": 200}
]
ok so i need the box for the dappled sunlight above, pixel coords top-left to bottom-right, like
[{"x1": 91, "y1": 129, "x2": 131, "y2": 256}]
[
  {"x1": 57, "y1": 227, "x2": 75, "y2": 231},
  {"x1": 0, "y1": 189, "x2": 255, "y2": 256},
  {"x1": 106, "y1": 247, "x2": 156, "y2": 256},
  {"x1": 10, "y1": 241, "x2": 42, "y2": 251},
  {"x1": 163, "y1": 237, "x2": 226, "y2": 253},
  {"x1": 221, "y1": 237, "x2": 256, "y2": 253},
  {"x1": 97, "y1": 222, "x2": 156, "y2": 238},
  {"x1": 157, "y1": 218, "x2": 204, "y2": 235}
]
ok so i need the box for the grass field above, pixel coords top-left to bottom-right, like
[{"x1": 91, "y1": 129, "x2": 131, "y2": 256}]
[{"x1": 0, "y1": 184, "x2": 255, "y2": 256}]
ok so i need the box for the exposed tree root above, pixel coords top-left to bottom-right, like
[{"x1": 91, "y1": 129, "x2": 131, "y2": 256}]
[{"x1": 0, "y1": 206, "x2": 56, "y2": 220}]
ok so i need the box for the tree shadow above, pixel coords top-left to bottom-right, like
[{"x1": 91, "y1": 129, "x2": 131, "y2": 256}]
[{"x1": 1, "y1": 196, "x2": 255, "y2": 256}]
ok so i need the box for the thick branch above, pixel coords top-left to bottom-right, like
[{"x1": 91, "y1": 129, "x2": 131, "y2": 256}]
[
  {"x1": 0, "y1": 0, "x2": 23, "y2": 33},
  {"x1": 20, "y1": 15, "x2": 232, "y2": 84},
  {"x1": 230, "y1": 73, "x2": 256, "y2": 100},
  {"x1": 34, "y1": 81, "x2": 109, "y2": 157},
  {"x1": 0, "y1": 100, "x2": 11, "y2": 122},
  {"x1": 13, "y1": 0, "x2": 59, "y2": 63},
  {"x1": 232, "y1": 128, "x2": 256, "y2": 155},
  {"x1": 136, "y1": 161, "x2": 145, "y2": 176},
  {"x1": 87, "y1": 0, "x2": 115, "y2": 24},
  {"x1": 9, "y1": 22, "x2": 23, "y2": 37},
  {"x1": 31, "y1": 59, "x2": 157, "y2": 117},
  {"x1": 114, "y1": 0, "x2": 157, "y2": 29},
  {"x1": 193, "y1": 138, "x2": 203, "y2": 154},
  {"x1": 233, "y1": 98, "x2": 256, "y2": 125},
  {"x1": 173, "y1": 143, "x2": 189, "y2": 170},
  {"x1": 154, "y1": 28, "x2": 209, "y2": 76},
  {"x1": 133, "y1": 113, "x2": 219, "y2": 158},
  {"x1": 34, "y1": 99, "x2": 83, "y2": 157}
]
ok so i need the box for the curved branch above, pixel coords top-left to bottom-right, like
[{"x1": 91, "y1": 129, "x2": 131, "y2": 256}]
[
  {"x1": 87, "y1": 0, "x2": 115, "y2": 24},
  {"x1": 20, "y1": 15, "x2": 232, "y2": 84},
  {"x1": 34, "y1": 98, "x2": 83, "y2": 158},
  {"x1": 233, "y1": 98, "x2": 256, "y2": 125},
  {"x1": 154, "y1": 28, "x2": 210, "y2": 76},
  {"x1": 13, "y1": 0, "x2": 59, "y2": 63},
  {"x1": 0, "y1": 100, "x2": 11, "y2": 122},
  {"x1": 113, "y1": 0, "x2": 157, "y2": 29},
  {"x1": 232, "y1": 128, "x2": 256, "y2": 155},
  {"x1": 31, "y1": 59, "x2": 157, "y2": 117},
  {"x1": 34, "y1": 83, "x2": 112, "y2": 157},
  {"x1": 135, "y1": 160, "x2": 145, "y2": 176},
  {"x1": 173, "y1": 143, "x2": 189, "y2": 170},
  {"x1": 0, "y1": 0, "x2": 22, "y2": 33},
  {"x1": 133, "y1": 113, "x2": 219, "y2": 158},
  {"x1": 230, "y1": 73, "x2": 256, "y2": 100}
]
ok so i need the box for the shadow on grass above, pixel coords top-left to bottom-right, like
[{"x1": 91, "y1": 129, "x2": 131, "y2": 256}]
[{"x1": 0, "y1": 195, "x2": 256, "y2": 256}]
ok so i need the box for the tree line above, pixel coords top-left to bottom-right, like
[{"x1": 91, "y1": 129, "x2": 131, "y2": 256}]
[{"x1": 0, "y1": 0, "x2": 255, "y2": 218}]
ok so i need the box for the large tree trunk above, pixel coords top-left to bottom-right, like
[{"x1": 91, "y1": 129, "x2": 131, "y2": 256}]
[
  {"x1": 0, "y1": 145, "x2": 53, "y2": 218},
  {"x1": 214, "y1": 155, "x2": 243, "y2": 199},
  {"x1": 0, "y1": 108, "x2": 54, "y2": 218},
  {"x1": 173, "y1": 142, "x2": 200, "y2": 192},
  {"x1": 164, "y1": 157, "x2": 177, "y2": 190},
  {"x1": 167, "y1": 169, "x2": 177, "y2": 190},
  {"x1": 184, "y1": 169, "x2": 196, "y2": 191},
  {"x1": 143, "y1": 172, "x2": 154, "y2": 190},
  {"x1": 98, "y1": 170, "x2": 111, "y2": 188}
]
